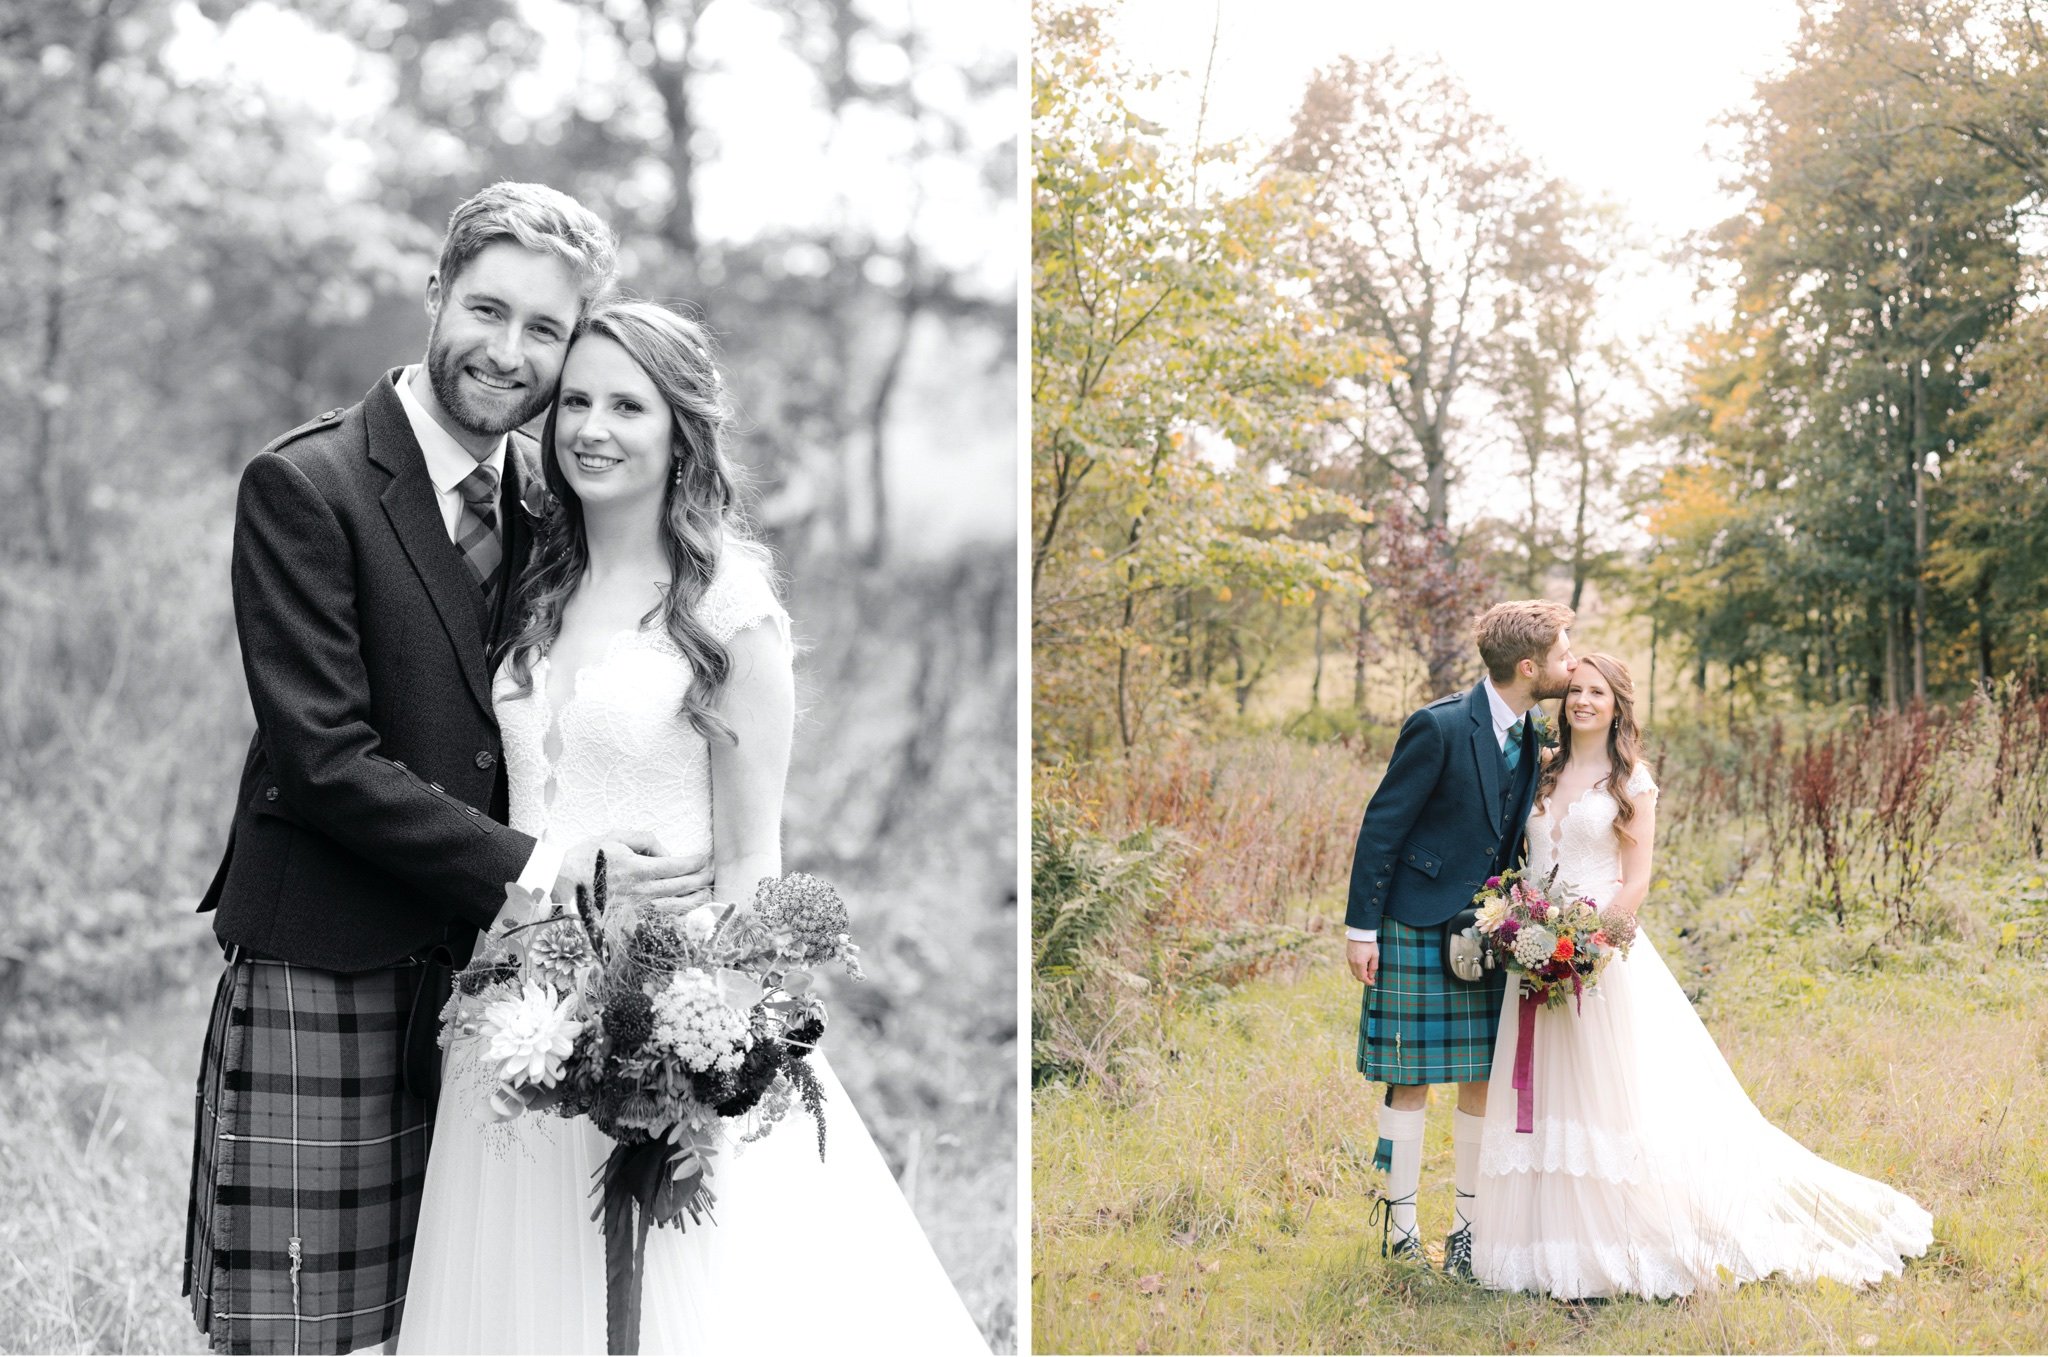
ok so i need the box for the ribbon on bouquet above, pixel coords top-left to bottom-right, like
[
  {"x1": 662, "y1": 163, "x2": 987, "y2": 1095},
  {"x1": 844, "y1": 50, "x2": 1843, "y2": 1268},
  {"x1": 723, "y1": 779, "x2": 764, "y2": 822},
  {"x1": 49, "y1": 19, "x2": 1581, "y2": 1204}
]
[{"x1": 1512, "y1": 988, "x2": 1537, "y2": 1134}]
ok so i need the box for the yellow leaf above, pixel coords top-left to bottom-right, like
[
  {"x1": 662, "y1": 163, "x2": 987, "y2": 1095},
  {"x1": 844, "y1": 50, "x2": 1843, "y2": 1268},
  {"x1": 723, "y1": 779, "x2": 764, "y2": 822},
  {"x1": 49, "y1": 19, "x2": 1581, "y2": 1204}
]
[
  {"x1": 1215, "y1": 586, "x2": 1232, "y2": 602},
  {"x1": 2001, "y1": 922, "x2": 2019, "y2": 949}
]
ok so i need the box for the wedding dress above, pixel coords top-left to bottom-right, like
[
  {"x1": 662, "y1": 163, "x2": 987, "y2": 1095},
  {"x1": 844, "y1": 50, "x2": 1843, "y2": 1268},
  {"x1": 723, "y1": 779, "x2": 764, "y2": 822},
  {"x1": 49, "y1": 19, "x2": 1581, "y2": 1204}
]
[
  {"x1": 1471, "y1": 762, "x2": 1933, "y2": 1300},
  {"x1": 399, "y1": 552, "x2": 988, "y2": 1353}
]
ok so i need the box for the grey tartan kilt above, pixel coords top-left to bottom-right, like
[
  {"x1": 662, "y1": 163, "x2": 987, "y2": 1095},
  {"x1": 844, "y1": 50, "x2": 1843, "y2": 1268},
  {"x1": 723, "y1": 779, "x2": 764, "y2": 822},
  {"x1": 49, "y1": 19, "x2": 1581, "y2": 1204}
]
[
  {"x1": 183, "y1": 954, "x2": 434, "y2": 1355},
  {"x1": 1355, "y1": 916, "x2": 1507, "y2": 1086}
]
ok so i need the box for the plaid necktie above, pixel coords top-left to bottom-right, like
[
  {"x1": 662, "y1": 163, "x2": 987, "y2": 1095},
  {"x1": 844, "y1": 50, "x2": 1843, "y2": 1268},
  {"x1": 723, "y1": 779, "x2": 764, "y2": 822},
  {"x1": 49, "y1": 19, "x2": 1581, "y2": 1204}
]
[
  {"x1": 1502, "y1": 716, "x2": 1525, "y2": 777},
  {"x1": 455, "y1": 462, "x2": 502, "y2": 601}
]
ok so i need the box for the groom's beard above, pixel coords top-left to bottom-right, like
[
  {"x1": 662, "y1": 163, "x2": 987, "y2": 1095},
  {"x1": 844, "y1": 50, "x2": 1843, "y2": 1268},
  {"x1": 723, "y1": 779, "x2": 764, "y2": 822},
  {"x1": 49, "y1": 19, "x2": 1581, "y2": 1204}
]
[{"x1": 425, "y1": 324, "x2": 554, "y2": 437}]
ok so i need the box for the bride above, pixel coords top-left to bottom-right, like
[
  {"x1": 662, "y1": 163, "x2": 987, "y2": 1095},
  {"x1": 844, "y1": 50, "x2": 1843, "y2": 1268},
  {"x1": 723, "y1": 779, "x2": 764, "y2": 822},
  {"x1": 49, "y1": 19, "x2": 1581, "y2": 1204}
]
[
  {"x1": 398, "y1": 300, "x2": 988, "y2": 1353},
  {"x1": 1471, "y1": 652, "x2": 1933, "y2": 1300}
]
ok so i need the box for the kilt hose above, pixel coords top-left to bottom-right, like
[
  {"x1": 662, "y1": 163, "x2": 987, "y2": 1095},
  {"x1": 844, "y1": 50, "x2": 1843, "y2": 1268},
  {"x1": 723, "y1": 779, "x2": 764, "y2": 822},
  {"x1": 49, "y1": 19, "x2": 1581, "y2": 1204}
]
[
  {"x1": 1356, "y1": 915, "x2": 1506, "y2": 1087},
  {"x1": 184, "y1": 954, "x2": 434, "y2": 1355}
]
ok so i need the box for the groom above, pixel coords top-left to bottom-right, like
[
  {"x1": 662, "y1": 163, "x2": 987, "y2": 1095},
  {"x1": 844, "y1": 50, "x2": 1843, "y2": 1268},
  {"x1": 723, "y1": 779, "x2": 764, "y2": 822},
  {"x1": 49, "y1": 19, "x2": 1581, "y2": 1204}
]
[
  {"x1": 183, "y1": 183, "x2": 710, "y2": 1355},
  {"x1": 1345, "y1": 600, "x2": 1575, "y2": 1277}
]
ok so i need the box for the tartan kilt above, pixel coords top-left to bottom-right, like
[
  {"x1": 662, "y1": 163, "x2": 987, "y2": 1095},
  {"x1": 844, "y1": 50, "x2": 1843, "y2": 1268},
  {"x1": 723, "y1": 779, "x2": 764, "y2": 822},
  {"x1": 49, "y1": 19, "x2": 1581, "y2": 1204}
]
[
  {"x1": 183, "y1": 955, "x2": 434, "y2": 1355},
  {"x1": 1356, "y1": 916, "x2": 1506, "y2": 1086}
]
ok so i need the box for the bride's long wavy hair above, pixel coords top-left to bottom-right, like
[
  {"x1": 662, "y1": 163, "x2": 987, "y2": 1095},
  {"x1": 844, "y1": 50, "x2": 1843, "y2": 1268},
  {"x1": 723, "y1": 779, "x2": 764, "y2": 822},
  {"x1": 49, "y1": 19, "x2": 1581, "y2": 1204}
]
[
  {"x1": 1535, "y1": 652, "x2": 1645, "y2": 844},
  {"x1": 499, "y1": 300, "x2": 769, "y2": 745}
]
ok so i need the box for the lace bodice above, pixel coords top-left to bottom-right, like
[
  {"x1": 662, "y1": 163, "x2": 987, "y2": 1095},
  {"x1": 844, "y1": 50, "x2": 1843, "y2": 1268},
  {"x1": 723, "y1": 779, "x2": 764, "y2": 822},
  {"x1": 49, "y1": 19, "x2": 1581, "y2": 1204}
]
[
  {"x1": 493, "y1": 550, "x2": 788, "y2": 853},
  {"x1": 1524, "y1": 761, "x2": 1657, "y2": 904}
]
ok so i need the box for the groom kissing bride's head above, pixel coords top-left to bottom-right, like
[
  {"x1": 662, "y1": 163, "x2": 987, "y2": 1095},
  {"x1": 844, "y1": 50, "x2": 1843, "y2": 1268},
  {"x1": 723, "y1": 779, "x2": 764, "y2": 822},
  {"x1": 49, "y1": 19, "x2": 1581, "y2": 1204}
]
[{"x1": 1475, "y1": 598, "x2": 1578, "y2": 704}]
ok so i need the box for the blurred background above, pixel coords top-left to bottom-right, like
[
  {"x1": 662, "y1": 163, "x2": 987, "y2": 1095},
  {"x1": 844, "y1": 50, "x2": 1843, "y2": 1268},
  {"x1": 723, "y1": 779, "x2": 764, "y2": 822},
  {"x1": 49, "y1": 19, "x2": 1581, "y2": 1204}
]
[{"x1": 0, "y1": 0, "x2": 1017, "y2": 1349}]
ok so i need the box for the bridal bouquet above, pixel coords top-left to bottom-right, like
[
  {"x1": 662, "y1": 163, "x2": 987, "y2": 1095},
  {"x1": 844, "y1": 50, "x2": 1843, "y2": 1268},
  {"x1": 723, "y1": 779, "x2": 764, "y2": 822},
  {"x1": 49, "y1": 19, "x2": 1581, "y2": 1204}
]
[
  {"x1": 439, "y1": 858, "x2": 864, "y2": 1353},
  {"x1": 1470, "y1": 866, "x2": 1637, "y2": 1136},
  {"x1": 1469, "y1": 866, "x2": 1636, "y2": 1010}
]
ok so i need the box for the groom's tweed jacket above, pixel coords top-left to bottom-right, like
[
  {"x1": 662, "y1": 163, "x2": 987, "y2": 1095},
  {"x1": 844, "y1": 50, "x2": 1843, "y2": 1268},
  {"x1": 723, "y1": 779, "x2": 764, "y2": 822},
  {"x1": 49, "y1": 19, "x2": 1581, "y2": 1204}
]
[
  {"x1": 199, "y1": 371, "x2": 539, "y2": 972},
  {"x1": 1345, "y1": 679, "x2": 1541, "y2": 933}
]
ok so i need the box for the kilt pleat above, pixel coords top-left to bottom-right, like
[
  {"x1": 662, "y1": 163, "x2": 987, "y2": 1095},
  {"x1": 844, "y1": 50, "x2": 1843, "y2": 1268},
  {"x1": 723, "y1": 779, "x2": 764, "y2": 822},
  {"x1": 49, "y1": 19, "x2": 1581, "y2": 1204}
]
[
  {"x1": 1356, "y1": 916, "x2": 1506, "y2": 1086},
  {"x1": 184, "y1": 956, "x2": 434, "y2": 1355}
]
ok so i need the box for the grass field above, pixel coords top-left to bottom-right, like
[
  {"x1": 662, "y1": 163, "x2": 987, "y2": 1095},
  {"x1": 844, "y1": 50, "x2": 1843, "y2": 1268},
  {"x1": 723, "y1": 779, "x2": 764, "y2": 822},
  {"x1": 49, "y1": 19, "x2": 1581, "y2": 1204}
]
[
  {"x1": 0, "y1": 548, "x2": 1018, "y2": 1355},
  {"x1": 1033, "y1": 864, "x2": 2048, "y2": 1355}
]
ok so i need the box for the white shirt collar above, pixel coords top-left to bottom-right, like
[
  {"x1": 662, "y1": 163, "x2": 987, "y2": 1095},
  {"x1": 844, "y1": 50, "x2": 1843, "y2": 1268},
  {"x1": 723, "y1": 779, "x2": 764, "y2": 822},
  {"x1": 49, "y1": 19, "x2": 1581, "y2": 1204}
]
[
  {"x1": 394, "y1": 364, "x2": 507, "y2": 495},
  {"x1": 1481, "y1": 676, "x2": 1521, "y2": 740}
]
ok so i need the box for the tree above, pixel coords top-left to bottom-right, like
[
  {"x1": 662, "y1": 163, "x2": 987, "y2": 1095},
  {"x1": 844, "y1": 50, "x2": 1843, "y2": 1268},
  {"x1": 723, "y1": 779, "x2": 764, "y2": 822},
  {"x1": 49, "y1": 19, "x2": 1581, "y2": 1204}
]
[
  {"x1": 1031, "y1": 1, "x2": 1386, "y2": 753},
  {"x1": 1653, "y1": 0, "x2": 2026, "y2": 708},
  {"x1": 1273, "y1": 54, "x2": 1539, "y2": 696}
]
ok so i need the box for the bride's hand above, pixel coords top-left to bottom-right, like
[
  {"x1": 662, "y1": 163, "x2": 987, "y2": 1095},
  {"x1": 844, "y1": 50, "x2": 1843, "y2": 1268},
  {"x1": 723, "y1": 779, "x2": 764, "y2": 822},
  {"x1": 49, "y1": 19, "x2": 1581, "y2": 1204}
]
[{"x1": 555, "y1": 831, "x2": 714, "y2": 907}]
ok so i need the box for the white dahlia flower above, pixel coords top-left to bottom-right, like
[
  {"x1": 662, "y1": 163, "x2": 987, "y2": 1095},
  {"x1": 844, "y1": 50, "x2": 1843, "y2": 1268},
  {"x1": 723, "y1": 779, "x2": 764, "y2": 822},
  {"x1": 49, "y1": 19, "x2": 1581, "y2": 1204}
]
[{"x1": 478, "y1": 982, "x2": 584, "y2": 1089}]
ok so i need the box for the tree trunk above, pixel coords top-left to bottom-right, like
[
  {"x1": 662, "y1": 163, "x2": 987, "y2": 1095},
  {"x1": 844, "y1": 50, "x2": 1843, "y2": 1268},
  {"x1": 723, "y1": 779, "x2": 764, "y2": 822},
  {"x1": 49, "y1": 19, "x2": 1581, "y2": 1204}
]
[
  {"x1": 1353, "y1": 597, "x2": 1369, "y2": 711},
  {"x1": 1566, "y1": 365, "x2": 1594, "y2": 611},
  {"x1": 1976, "y1": 577, "x2": 1994, "y2": 685},
  {"x1": 643, "y1": 0, "x2": 711, "y2": 262},
  {"x1": 1420, "y1": 429, "x2": 1463, "y2": 697},
  {"x1": 862, "y1": 281, "x2": 923, "y2": 567},
  {"x1": 1647, "y1": 606, "x2": 1658, "y2": 727},
  {"x1": 31, "y1": 181, "x2": 70, "y2": 566},
  {"x1": 1909, "y1": 358, "x2": 1928, "y2": 703},
  {"x1": 1311, "y1": 590, "x2": 1325, "y2": 710}
]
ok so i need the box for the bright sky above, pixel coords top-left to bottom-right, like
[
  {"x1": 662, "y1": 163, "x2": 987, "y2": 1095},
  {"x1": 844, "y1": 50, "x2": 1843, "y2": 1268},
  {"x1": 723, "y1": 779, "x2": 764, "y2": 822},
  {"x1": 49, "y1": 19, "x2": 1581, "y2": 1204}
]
[{"x1": 1109, "y1": 0, "x2": 1805, "y2": 356}]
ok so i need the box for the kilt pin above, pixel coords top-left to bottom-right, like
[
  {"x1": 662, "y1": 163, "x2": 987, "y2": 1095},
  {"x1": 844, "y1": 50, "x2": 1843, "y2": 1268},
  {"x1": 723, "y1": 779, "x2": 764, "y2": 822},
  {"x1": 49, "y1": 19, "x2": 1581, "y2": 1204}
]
[
  {"x1": 182, "y1": 374, "x2": 543, "y2": 1353},
  {"x1": 1345, "y1": 680, "x2": 1541, "y2": 1168}
]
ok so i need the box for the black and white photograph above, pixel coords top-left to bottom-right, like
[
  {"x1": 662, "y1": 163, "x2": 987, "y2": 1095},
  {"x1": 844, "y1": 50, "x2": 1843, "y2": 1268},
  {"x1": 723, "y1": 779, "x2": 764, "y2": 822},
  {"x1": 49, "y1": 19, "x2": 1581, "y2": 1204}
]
[{"x1": 0, "y1": 1, "x2": 1017, "y2": 1352}]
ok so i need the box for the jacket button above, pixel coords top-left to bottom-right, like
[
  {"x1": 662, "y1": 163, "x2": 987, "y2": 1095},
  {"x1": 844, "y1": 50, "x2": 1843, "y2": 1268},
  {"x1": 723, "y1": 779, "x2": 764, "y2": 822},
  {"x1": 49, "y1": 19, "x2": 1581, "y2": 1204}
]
[
  {"x1": 430, "y1": 781, "x2": 444, "y2": 792},
  {"x1": 475, "y1": 750, "x2": 496, "y2": 770},
  {"x1": 466, "y1": 806, "x2": 480, "y2": 816},
  {"x1": 264, "y1": 787, "x2": 279, "y2": 801},
  {"x1": 392, "y1": 760, "x2": 407, "y2": 771}
]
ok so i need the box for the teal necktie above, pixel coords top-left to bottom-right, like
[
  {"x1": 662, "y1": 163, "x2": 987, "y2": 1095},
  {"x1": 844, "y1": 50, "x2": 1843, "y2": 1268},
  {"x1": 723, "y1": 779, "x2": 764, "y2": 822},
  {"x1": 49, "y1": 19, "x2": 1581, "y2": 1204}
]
[{"x1": 1502, "y1": 717, "x2": 1525, "y2": 777}]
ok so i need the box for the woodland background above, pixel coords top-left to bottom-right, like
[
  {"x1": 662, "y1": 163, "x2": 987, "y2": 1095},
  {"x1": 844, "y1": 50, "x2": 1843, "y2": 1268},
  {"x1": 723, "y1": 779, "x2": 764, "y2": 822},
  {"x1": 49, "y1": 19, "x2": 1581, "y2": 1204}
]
[
  {"x1": 1032, "y1": 0, "x2": 2048, "y2": 1351},
  {"x1": 0, "y1": 0, "x2": 1017, "y2": 1351}
]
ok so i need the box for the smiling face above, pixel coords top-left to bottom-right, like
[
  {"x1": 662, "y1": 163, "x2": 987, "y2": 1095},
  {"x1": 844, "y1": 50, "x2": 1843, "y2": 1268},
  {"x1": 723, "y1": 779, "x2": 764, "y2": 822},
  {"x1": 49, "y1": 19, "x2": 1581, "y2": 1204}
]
[
  {"x1": 553, "y1": 333, "x2": 676, "y2": 512},
  {"x1": 423, "y1": 241, "x2": 583, "y2": 438},
  {"x1": 1562, "y1": 664, "x2": 1617, "y2": 738}
]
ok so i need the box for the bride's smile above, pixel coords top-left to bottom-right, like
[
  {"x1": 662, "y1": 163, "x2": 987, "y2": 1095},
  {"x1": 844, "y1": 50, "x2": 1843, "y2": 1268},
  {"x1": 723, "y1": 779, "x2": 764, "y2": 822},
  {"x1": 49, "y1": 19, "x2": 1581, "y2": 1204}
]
[
  {"x1": 555, "y1": 333, "x2": 677, "y2": 507},
  {"x1": 1563, "y1": 675, "x2": 1614, "y2": 734}
]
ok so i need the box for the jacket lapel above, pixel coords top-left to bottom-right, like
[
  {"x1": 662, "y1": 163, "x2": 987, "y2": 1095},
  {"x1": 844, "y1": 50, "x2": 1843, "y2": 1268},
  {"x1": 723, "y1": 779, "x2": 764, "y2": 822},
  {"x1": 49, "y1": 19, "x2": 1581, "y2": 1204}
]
[
  {"x1": 1469, "y1": 680, "x2": 1504, "y2": 834},
  {"x1": 365, "y1": 372, "x2": 491, "y2": 714}
]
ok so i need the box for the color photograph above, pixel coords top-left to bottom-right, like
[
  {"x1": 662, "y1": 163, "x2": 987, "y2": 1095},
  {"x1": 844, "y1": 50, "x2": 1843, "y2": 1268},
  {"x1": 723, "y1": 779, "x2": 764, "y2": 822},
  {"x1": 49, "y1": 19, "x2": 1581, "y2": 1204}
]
[{"x1": 1032, "y1": 0, "x2": 2048, "y2": 1351}]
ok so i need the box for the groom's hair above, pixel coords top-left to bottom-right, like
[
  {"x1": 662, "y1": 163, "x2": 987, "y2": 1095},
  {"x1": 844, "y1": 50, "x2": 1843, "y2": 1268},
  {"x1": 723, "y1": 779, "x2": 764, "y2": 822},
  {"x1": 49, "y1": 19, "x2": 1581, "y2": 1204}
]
[
  {"x1": 1476, "y1": 600, "x2": 1575, "y2": 682},
  {"x1": 434, "y1": 182, "x2": 619, "y2": 309}
]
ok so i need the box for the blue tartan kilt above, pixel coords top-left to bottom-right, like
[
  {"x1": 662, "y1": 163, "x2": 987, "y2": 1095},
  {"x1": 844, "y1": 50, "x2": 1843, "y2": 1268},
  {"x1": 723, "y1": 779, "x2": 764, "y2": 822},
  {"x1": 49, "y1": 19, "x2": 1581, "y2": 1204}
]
[
  {"x1": 1356, "y1": 916, "x2": 1507, "y2": 1086},
  {"x1": 183, "y1": 955, "x2": 434, "y2": 1355}
]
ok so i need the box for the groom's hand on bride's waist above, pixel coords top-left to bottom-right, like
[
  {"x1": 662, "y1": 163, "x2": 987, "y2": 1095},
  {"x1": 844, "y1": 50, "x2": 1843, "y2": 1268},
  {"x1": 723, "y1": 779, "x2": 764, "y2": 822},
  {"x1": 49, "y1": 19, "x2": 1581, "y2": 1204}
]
[{"x1": 553, "y1": 830, "x2": 715, "y2": 909}]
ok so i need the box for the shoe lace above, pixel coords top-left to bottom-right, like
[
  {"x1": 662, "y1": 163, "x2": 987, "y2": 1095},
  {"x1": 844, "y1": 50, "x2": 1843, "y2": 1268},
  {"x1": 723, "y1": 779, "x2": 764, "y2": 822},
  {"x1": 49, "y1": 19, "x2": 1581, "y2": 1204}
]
[
  {"x1": 1445, "y1": 1194, "x2": 1475, "y2": 1269},
  {"x1": 1368, "y1": 1191, "x2": 1417, "y2": 1258}
]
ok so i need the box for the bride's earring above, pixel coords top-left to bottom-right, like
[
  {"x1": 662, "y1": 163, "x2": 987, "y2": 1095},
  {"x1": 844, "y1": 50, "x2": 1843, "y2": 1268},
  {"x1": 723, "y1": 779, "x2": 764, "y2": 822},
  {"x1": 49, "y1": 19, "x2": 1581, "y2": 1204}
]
[{"x1": 671, "y1": 458, "x2": 683, "y2": 487}]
